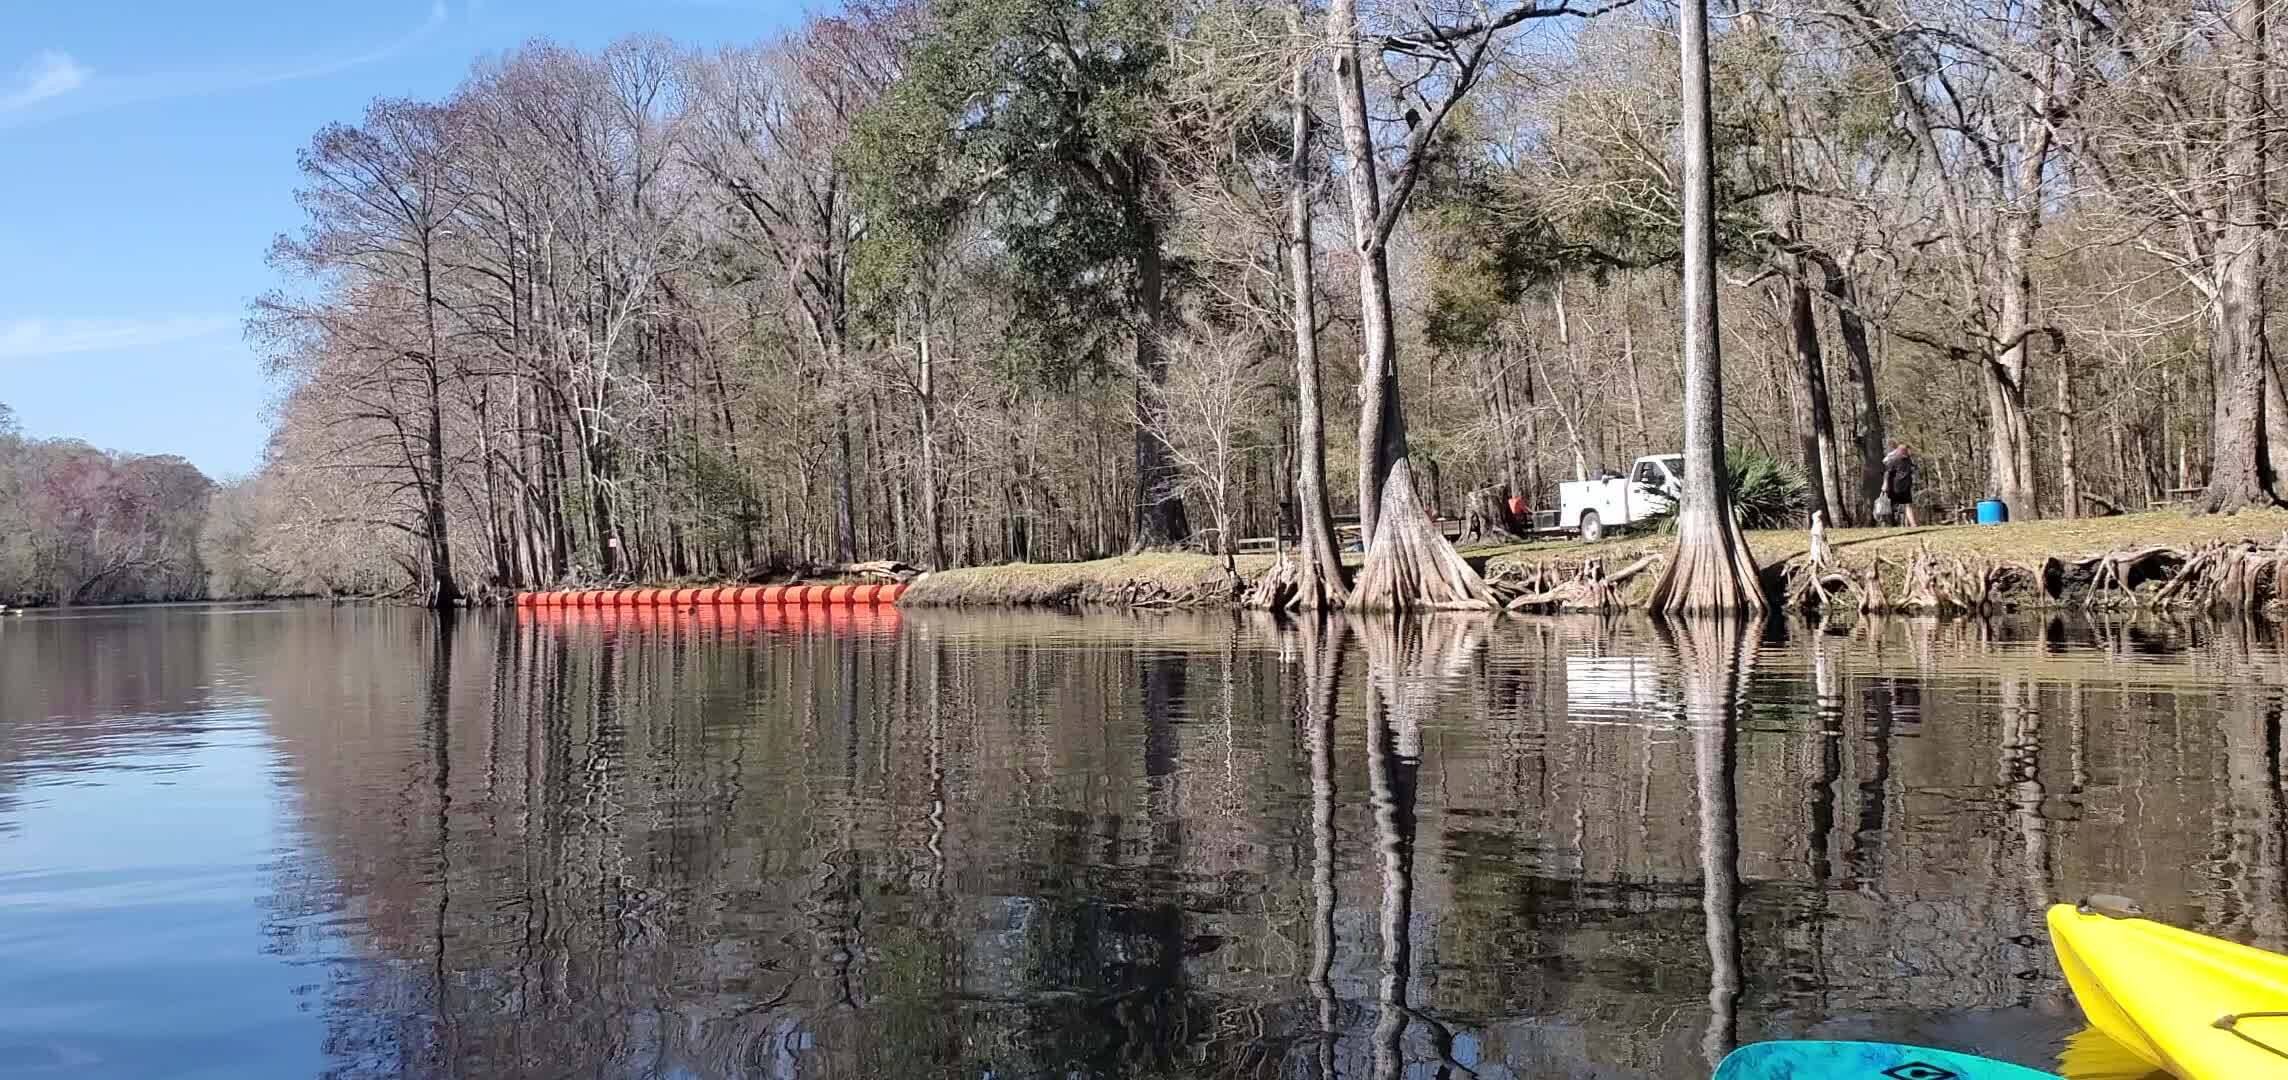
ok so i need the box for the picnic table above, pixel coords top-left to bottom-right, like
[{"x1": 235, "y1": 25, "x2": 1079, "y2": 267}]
[
  {"x1": 2150, "y1": 486, "x2": 2205, "y2": 510},
  {"x1": 1235, "y1": 513, "x2": 1466, "y2": 555}
]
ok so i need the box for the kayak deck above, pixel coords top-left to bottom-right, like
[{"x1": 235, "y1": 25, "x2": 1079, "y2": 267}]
[
  {"x1": 1714, "y1": 1040, "x2": 2058, "y2": 1079},
  {"x1": 2047, "y1": 903, "x2": 2288, "y2": 1078}
]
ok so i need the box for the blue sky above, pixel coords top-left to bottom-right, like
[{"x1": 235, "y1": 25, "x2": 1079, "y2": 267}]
[{"x1": 0, "y1": 0, "x2": 807, "y2": 478}]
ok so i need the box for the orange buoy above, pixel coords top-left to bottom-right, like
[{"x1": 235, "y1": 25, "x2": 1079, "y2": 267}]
[{"x1": 517, "y1": 581, "x2": 910, "y2": 609}]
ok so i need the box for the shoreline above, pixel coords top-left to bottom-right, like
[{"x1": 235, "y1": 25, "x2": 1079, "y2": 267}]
[{"x1": 899, "y1": 508, "x2": 2288, "y2": 615}]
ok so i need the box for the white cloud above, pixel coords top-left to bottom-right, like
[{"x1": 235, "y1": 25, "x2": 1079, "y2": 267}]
[
  {"x1": 0, "y1": 316, "x2": 235, "y2": 360},
  {"x1": 0, "y1": 3, "x2": 446, "y2": 128},
  {"x1": 0, "y1": 51, "x2": 91, "y2": 111}
]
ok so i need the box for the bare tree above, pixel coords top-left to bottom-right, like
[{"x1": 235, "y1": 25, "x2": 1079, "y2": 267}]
[{"x1": 1144, "y1": 320, "x2": 1276, "y2": 572}]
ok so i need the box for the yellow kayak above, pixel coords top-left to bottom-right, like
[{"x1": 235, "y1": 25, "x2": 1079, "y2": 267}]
[{"x1": 2047, "y1": 899, "x2": 2288, "y2": 1079}]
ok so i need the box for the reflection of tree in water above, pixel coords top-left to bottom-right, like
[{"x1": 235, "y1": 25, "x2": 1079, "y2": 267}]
[
  {"x1": 1300, "y1": 616, "x2": 1345, "y2": 1080},
  {"x1": 227, "y1": 608, "x2": 2288, "y2": 1079},
  {"x1": 1655, "y1": 616, "x2": 1749, "y2": 1072}
]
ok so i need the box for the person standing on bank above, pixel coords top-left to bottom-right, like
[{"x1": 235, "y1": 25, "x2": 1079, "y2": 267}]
[{"x1": 1881, "y1": 444, "x2": 1918, "y2": 526}]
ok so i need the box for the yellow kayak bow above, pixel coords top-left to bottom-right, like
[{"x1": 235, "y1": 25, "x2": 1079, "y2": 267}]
[{"x1": 2048, "y1": 899, "x2": 2288, "y2": 1079}]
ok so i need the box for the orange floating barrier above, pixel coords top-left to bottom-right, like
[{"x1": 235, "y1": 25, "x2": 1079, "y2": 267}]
[{"x1": 516, "y1": 578, "x2": 905, "y2": 610}]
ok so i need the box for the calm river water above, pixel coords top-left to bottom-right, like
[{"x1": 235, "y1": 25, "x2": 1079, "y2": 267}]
[{"x1": 2, "y1": 603, "x2": 2279, "y2": 1079}]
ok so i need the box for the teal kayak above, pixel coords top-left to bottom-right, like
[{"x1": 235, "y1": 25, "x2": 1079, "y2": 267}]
[{"x1": 1714, "y1": 1041, "x2": 2060, "y2": 1080}]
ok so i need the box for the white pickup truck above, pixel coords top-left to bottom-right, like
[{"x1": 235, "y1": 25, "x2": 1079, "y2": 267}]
[{"x1": 1558, "y1": 454, "x2": 1683, "y2": 541}]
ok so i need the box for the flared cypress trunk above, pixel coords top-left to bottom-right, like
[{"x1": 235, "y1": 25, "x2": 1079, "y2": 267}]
[{"x1": 1650, "y1": 0, "x2": 1766, "y2": 615}]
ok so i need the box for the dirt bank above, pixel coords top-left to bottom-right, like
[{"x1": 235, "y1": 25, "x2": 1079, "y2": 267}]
[
  {"x1": 896, "y1": 508, "x2": 2288, "y2": 612},
  {"x1": 899, "y1": 552, "x2": 1263, "y2": 608}
]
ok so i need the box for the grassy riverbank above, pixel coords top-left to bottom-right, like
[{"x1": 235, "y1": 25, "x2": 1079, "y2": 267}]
[{"x1": 902, "y1": 508, "x2": 2288, "y2": 609}]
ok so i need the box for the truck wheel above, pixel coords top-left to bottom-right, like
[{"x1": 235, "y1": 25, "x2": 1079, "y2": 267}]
[{"x1": 1579, "y1": 511, "x2": 1604, "y2": 542}]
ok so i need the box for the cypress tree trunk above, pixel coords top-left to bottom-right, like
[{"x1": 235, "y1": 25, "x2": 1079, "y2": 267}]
[
  {"x1": 1133, "y1": 223, "x2": 1193, "y2": 547},
  {"x1": 2206, "y1": 0, "x2": 2277, "y2": 512},
  {"x1": 1286, "y1": 6, "x2": 1347, "y2": 608},
  {"x1": 917, "y1": 299, "x2": 945, "y2": 569},
  {"x1": 1650, "y1": 0, "x2": 1765, "y2": 615},
  {"x1": 1989, "y1": 27, "x2": 2059, "y2": 522},
  {"x1": 419, "y1": 246, "x2": 461, "y2": 607},
  {"x1": 1324, "y1": 0, "x2": 1487, "y2": 611},
  {"x1": 1329, "y1": 0, "x2": 1404, "y2": 544},
  {"x1": 1814, "y1": 255, "x2": 1885, "y2": 522},
  {"x1": 1786, "y1": 276, "x2": 1844, "y2": 526},
  {"x1": 2058, "y1": 343, "x2": 2081, "y2": 517}
]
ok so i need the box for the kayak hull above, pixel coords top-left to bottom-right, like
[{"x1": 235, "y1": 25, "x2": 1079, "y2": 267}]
[
  {"x1": 1713, "y1": 1040, "x2": 2057, "y2": 1079},
  {"x1": 2047, "y1": 902, "x2": 2288, "y2": 1079}
]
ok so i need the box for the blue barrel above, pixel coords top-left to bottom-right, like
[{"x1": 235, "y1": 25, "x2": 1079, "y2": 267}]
[{"x1": 1975, "y1": 499, "x2": 2009, "y2": 525}]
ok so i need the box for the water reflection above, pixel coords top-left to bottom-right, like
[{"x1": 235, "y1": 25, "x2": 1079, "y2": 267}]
[{"x1": 1, "y1": 606, "x2": 2284, "y2": 1078}]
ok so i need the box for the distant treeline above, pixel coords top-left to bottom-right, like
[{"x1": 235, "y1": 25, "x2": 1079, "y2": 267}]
[{"x1": 0, "y1": 402, "x2": 378, "y2": 606}]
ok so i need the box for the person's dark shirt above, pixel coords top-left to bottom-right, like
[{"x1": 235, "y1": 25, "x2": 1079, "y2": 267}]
[{"x1": 1884, "y1": 455, "x2": 1916, "y2": 501}]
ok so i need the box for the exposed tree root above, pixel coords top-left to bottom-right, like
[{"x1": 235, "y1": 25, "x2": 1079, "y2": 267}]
[
  {"x1": 1497, "y1": 554, "x2": 1660, "y2": 612},
  {"x1": 1349, "y1": 461, "x2": 1495, "y2": 611},
  {"x1": 1244, "y1": 544, "x2": 1349, "y2": 611},
  {"x1": 1245, "y1": 553, "x2": 1298, "y2": 610},
  {"x1": 1781, "y1": 532, "x2": 2287, "y2": 616}
]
